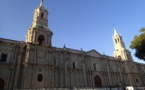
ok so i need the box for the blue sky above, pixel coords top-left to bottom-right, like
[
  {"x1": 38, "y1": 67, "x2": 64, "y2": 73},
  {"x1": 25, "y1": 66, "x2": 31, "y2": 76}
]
[{"x1": 0, "y1": 0, "x2": 145, "y2": 63}]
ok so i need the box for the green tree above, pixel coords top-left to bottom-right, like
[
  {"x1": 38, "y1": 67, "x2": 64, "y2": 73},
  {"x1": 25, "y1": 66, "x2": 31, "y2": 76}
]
[{"x1": 130, "y1": 28, "x2": 145, "y2": 60}]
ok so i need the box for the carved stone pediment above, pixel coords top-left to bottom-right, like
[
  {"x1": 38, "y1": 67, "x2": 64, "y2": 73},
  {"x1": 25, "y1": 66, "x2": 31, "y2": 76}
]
[{"x1": 86, "y1": 49, "x2": 102, "y2": 57}]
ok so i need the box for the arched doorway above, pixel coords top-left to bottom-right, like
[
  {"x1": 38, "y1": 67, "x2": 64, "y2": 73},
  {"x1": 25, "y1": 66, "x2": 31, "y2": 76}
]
[
  {"x1": 0, "y1": 78, "x2": 5, "y2": 90},
  {"x1": 94, "y1": 75, "x2": 102, "y2": 87}
]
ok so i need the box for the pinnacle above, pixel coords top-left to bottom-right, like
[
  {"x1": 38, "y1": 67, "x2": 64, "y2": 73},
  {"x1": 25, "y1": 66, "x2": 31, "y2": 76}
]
[{"x1": 113, "y1": 26, "x2": 119, "y2": 35}]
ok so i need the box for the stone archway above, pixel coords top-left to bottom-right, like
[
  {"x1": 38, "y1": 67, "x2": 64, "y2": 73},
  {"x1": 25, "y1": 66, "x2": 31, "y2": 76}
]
[
  {"x1": 0, "y1": 78, "x2": 5, "y2": 90},
  {"x1": 94, "y1": 75, "x2": 102, "y2": 87}
]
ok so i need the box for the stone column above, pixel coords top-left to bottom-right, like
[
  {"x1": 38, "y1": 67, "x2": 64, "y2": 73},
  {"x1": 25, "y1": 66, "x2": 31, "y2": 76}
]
[
  {"x1": 88, "y1": 57, "x2": 93, "y2": 87},
  {"x1": 79, "y1": 71, "x2": 81, "y2": 87},
  {"x1": 70, "y1": 71, "x2": 72, "y2": 88},
  {"x1": 127, "y1": 74, "x2": 133, "y2": 86},
  {"x1": 106, "y1": 61, "x2": 112, "y2": 86},
  {"x1": 23, "y1": 67, "x2": 28, "y2": 88},
  {"x1": 14, "y1": 46, "x2": 18, "y2": 63},
  {"x1": 14, "y1": 48, "x2": 23, "y2": 89},
  {"x1": 35, "y1": 32, "x2": 37, "y2": 42},
  {"x1": 31, "y1": 46, "x2": 37, "y2": 88},
  {"x1": 7, "y1": 68, "x2": 13, "y2": 89},
  {"x1": 33, "y1": 32, "x2": 36, "y2": 42},
  {"x1": 118, "y1": 63, "x2": 123, "y2": 86},
  {"x1": 64, "y1": 60, "x2": 67, "y2": 87},
  {"x1": 87, "y1": 57, "x2": 91, "y2": 87},
  {"x1": 47, "y1": 34, "x2": 49, "y2": 44},
  {"x1": 50, "y1": 37, "x2": 52, "y2": 46},
  {"x1": 45, "y1": 65, "x2": 48, "y2": 88},
  {"x1": 31, "y1": 31, "x2": 34, "y2": 42},
  {"x1": 51, "y1": 67, "x2": 54, "y2": 88},
  {"x1": 74, "y1": 71, "x2": 76, "y2": 87},
  {"x1": 12, "y1": 47, "x2": 16, "y2": 62},
  {"x1": 83, "y1": 62, "x2": 87, "y2": 87},
  {"x1": 31, "y1": 66, "x2": 35, "y2": 88}
]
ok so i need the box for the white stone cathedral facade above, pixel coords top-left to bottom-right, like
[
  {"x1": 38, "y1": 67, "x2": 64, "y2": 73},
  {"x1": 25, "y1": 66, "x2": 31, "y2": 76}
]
[{"x1": 0, "y1": 1, "x2": 145, "y2": 90}]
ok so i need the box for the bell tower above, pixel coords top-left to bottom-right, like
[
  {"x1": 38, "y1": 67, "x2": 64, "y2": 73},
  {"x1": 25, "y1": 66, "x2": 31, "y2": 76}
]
[
  {"x1": 112, "y1": 26, "x2": 133, "y2": 61},
  {"x1": 26, "y1": 0, "x2": 53, "y2": 46}
]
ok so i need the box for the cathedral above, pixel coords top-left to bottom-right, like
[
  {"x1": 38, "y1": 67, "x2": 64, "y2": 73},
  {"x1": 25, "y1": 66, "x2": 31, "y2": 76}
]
[{"x1": 0, "y1": 1, "x2": 145, "y2": 90}]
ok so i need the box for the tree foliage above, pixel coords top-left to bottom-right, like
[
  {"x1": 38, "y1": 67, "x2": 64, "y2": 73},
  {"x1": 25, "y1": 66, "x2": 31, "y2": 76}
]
[{"x1": 130, "y1": 28, "x2": 145, "y2": 60}]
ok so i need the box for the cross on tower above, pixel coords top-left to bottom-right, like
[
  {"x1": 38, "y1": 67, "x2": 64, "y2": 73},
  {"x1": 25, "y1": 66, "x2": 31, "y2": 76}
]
[{"x1": 40, "y1": 0, "x2": 44, "y2": 6}]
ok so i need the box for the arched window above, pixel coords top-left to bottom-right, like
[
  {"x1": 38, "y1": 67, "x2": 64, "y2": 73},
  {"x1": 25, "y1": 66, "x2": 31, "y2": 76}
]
[
  {"x1": 115, "y1": 39, "x2": 117, "y2": 43},
  {"x1": 37, "y1": 74, "x2": 43, "y2": 82},
  {"x1": 117, "y1": 38, "x2": 119, "y2": 42},
  {"x1": 94, "y1": 64, "x2": 96, "y2": 71},
  {"x1": 73, "y1": 62, "x2": 75, "y2": 68},
  {"x1": 136, "y1": 79, "x2": 138, "y2": 83},
  {"x1": 38, "y1": 35, "x2": 45, "y2": 45},
  {"x1": 41, "y1": 13, "x2": 44, "y2": 19},
  {"x1": 118, "y1": 56, "x2": 121, "y2": 60}
]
